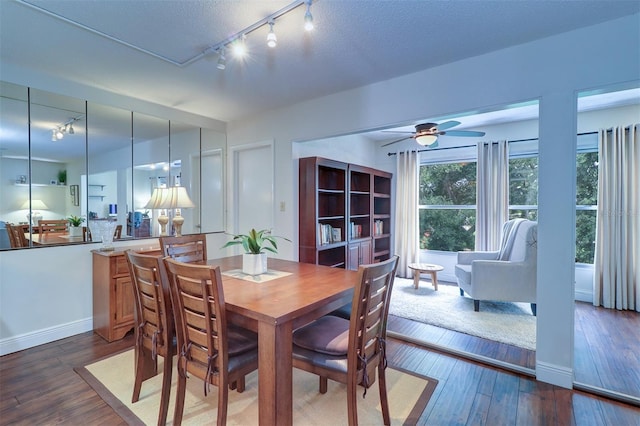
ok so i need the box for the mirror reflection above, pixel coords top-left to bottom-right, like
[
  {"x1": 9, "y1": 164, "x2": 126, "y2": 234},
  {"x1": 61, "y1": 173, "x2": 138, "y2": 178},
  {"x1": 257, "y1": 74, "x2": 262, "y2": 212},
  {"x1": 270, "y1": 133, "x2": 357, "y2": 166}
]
[{"x1": 0, "y1": 82, "x2": 226, "y2": 250}]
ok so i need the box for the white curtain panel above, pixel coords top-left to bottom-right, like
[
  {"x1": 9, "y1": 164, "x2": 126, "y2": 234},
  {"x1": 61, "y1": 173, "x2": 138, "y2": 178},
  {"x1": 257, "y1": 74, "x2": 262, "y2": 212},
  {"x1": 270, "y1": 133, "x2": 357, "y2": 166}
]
[
  {"x1": 394, "y1": 150, "x2": 419, "y2": 278},
  {"x1": 475, "y1": 141, "x2": 509, "y2": 251},
  {"x1": 593, "y1": 124, "x2": 639, "y2": 311}
]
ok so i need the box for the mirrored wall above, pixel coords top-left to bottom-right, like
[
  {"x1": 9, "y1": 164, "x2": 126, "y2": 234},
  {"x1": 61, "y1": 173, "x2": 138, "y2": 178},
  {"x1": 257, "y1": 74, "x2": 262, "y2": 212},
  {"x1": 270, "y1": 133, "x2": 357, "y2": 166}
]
[{"x1": 0, "y1": 81, "x2": 226, "y2": 249}]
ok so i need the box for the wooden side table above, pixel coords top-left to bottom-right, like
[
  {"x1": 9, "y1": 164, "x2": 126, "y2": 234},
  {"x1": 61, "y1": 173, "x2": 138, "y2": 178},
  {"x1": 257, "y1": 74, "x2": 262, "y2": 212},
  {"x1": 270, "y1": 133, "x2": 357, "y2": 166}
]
[{"x1": 408, "y1": 263, "x2": 444, "y2": 290}]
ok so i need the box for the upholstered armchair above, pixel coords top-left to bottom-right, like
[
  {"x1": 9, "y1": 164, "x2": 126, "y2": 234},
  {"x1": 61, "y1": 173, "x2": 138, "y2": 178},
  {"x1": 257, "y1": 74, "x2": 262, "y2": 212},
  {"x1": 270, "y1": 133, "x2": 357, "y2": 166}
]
[{"x1": 454, "y1": 219, "x2": 537, "y2": 315}]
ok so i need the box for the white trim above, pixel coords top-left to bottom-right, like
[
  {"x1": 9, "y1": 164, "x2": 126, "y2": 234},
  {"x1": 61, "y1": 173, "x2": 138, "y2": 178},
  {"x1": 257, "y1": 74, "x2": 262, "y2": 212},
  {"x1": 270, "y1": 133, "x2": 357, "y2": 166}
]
[
  {"x1": 536, "y1": 360, "x2": 573, "y2": 389},
  {"x1": 228, "y1": 140, "x2": 275, "y2": 235},
  {"x1": 0, "y1": 317, "x2": 93, "y2": 356}
]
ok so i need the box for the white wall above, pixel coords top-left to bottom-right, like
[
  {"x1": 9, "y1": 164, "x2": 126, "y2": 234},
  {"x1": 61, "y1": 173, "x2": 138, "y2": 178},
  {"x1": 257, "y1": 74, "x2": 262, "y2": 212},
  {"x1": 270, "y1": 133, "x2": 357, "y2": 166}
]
[
  {"x1": 0, "y1": 14, "x2": 638, "y2": 391},
  {"x1": 225, "y1": 15, "x2": 640, "y2": 389}
]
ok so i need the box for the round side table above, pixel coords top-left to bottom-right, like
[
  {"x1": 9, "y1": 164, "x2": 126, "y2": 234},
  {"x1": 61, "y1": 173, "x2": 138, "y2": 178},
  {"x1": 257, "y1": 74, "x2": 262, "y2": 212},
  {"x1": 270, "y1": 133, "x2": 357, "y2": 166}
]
[{"x1": 408, "y1": 263, "x2": 445, "y2": 290}]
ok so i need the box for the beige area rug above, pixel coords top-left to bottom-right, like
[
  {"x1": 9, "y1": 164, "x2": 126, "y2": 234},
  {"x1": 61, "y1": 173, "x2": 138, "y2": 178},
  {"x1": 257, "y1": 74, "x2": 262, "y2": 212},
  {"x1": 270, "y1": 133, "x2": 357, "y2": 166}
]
[
  {"x1": 389, "y1": 278, "x2": 537, "y2": 350},
  {"x1": 76, "y1": 349, "x2": 437, "y2": 425}
]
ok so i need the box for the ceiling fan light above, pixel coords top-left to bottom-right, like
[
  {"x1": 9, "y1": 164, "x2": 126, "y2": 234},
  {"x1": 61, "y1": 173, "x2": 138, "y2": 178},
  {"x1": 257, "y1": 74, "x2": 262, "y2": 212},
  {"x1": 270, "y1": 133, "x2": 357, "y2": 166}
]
[{"x1": 415, "y1": 134, "x2": 438, "y2": 146}]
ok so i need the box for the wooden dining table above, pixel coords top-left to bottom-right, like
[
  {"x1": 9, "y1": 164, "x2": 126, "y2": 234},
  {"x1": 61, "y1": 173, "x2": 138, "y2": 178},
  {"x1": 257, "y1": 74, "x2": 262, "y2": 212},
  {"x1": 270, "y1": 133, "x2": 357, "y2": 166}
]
[
  {"x1": 207, "y1": 255, "x2": 358, "y2": 426},
  {"x1": 25, "y1": 232, "x2": 84, "y2": 245}
]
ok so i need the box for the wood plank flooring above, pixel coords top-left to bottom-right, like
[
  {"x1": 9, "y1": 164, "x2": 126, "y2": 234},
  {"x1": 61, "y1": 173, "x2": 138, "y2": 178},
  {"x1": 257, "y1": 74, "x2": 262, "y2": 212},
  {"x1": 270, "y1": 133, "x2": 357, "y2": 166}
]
[{"x1": 1, "y1": 322, "x2": 639, "y2": 424}]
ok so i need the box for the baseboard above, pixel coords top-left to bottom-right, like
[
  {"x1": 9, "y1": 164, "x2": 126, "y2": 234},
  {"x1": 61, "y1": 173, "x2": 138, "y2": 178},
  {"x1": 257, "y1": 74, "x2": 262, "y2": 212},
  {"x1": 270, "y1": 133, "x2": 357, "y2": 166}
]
[
  {"x1": 536, "y1": 360, "x2": 573, "y2": 389},
  {"x1": 0, "y1": 317, "x2": 93, "y2": 356},
  {"x1": 574, "y1": 289, "x2": 593, "y2": 303}
]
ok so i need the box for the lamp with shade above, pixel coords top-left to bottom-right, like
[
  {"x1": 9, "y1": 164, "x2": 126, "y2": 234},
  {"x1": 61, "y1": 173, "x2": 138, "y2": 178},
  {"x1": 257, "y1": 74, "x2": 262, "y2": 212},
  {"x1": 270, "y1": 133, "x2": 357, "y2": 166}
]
[
  {"x1": 163, "y1": 186, "x2": 195, "y2": 237},
  {"x1": 21, "y1": 199, "x2": 49, "y2": 225},
  {"x1": 143, "y1": 187, "x2": 170, "y2": 236}
]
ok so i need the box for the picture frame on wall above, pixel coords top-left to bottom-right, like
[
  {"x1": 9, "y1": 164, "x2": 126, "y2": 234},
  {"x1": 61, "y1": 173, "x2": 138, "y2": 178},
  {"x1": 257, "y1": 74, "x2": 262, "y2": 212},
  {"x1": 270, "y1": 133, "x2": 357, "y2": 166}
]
[{"x1": 70, "y1": 184, "x2": 79, "y2": 206}]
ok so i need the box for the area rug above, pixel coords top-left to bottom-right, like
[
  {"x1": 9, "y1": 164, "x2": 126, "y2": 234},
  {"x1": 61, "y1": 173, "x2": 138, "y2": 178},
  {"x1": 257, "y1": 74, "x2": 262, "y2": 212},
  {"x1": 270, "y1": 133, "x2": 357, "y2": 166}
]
[
  {"x1": 75, "y1": 349, "x2": 437, "y2": 425},
  {"x1": 389, "y1": 278, "x2": 536, "y2": 350}
]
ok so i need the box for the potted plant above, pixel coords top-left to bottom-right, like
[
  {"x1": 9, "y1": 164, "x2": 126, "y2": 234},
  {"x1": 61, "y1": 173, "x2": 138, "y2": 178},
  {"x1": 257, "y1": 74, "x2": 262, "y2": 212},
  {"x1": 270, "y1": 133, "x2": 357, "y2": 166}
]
[
  {"x1": 67, "y1": 215, "x2": 85, "y2": 237},
  {"x1": 222, "y1": 228, "x2": 290, "y2": 275},
  {"x1": 57, "y1": 169, "x2": 67, "y2": 185}
]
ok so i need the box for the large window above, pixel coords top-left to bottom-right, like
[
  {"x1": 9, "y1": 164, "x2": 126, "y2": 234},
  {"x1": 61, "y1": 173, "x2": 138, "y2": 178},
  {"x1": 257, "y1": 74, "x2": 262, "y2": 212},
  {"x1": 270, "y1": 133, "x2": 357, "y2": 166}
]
[{"x1": 419, "y1": 155, "x2": 539, "y2": 252}]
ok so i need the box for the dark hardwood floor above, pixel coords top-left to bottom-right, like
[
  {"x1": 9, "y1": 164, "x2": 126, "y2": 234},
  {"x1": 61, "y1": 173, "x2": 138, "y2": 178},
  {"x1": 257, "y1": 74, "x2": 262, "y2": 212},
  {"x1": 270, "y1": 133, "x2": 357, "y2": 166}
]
[{"x1": 1, "y1": 319, "x2": 639, "y2": 425}]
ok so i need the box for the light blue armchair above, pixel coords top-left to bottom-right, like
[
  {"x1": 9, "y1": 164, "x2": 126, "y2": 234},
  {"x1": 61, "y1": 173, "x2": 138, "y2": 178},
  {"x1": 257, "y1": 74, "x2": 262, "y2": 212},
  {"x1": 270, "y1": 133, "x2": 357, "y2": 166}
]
[{"x1": 454, "y1": 219, "x2": 538, "y2": 315}]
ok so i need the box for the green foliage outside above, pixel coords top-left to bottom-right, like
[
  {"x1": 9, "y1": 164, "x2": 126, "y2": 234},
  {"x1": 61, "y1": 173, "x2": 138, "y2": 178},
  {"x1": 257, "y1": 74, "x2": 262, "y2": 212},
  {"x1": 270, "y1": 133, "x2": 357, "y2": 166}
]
[{"x1": 418, "y1": 153, "x2": 597, "y2": 263}]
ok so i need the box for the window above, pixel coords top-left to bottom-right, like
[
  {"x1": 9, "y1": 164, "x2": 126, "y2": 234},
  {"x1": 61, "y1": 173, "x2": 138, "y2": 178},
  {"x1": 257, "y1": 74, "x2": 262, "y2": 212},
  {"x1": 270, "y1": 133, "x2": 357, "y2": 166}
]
[
  {"x1": 419, "y1": 154, "x2": 539, "y2": 252},
  {"x1": 576, "y1": 151, "x2": 598, "y2": 264},
  {"x1": 419, "y1": 162, "x2": 477, "y2": 251}
]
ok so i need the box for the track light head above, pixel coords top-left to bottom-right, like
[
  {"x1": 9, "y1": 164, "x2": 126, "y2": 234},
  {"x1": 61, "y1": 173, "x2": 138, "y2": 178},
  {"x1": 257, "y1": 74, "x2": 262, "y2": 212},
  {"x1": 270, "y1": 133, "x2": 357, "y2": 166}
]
[
  {"x1": 67, "y1": 123, "x2": 74, "y2": 134},
  {"x1": 304, "y1": 1, "x2": 314, "y2": 31},
  {"x1": 55, "y1": 128, "x2": 64, "y2": 140},
  {"x1": 232, "y1": 35, "x2": 247, "y2": 57},
  {"x1": 217, "y1": 48, "x2": 226, "y2": 70},
  {"x1": 267, "y1": 21, "x2": 277, "y2": 48}
]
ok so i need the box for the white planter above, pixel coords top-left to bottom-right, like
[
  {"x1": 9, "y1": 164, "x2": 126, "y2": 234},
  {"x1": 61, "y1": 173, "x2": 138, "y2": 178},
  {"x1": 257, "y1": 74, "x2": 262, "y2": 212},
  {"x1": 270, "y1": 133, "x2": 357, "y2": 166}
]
[
  {"x1": 242, "y1": 253, "x2": 267, "y2": 275},
  {"x1": 68, "y1": 226, "x2": 82, "y2": 237}
]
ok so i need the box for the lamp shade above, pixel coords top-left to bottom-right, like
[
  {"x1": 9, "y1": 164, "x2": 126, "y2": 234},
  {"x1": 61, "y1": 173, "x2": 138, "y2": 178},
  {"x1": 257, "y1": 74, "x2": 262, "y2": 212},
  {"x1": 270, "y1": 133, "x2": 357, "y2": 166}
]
[
  {"x1": 21, "y1": 199, "x2": 49, "y2": 210},
  {"x1": 415, "y1": 134, "x2": 438, "y2": 146},
  {"x1": 143, "y1": 187, "x2": 170, "y2": 209},
  {"x1": 162, "y1": 186, "x2": 195, "y2": 209}
]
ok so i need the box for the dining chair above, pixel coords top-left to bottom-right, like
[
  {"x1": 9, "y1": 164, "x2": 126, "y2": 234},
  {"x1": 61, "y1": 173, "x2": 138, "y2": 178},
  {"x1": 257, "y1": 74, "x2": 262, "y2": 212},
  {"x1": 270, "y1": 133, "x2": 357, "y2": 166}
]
[
  {"x1": 113, "y1": 224, "x2": 123, "y2": 239},
  {"x1": 160, "y1": 234, "x2": 207, "y2": 263},
  {"x1": 4, "y1": 223, "x2": 18, "y2": 248},
  {"x1": 82, "y1": 226, "x2": 92, "y2": 242},
  {"x1": 38, "y1": 219, "x2": 67, "y2": 234},
  {"x1": 126, "y1": 251, "x2": 176, "y2": 426},
  {"x1": 292, "y1": 255, "x2": 399, "y2": 426},
  {"x1": 163, "y1": 258, "x2": 258, "y2": 426}
]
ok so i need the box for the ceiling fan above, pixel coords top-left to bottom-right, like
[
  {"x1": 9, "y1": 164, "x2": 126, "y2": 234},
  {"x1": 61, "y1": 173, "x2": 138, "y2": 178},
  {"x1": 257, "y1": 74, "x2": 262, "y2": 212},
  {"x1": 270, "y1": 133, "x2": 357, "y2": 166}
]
[{"x1": 381, "y1": 120, "x2": 486, "y2": 148}]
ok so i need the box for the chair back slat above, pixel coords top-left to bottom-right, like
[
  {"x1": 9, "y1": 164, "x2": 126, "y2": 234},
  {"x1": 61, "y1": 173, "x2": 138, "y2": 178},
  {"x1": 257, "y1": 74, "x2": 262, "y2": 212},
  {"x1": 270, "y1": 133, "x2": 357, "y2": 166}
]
[
  {"x1": 38, "y1": 219, "x2": 67, "y2": 234},
  {"x1": 160, "y1": 234, "x2": 207, "y2": 264}
]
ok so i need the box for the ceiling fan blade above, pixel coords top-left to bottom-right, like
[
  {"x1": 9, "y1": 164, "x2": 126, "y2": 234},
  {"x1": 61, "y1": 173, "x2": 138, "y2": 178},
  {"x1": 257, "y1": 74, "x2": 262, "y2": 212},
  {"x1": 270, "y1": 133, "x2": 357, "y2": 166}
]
[
  {"x1": 443, "y1": 130, "x2": 486, "y2": 137},
  {"x1": 427, "y1": 141, "x2": 439, "y2": 149},
  {"x1": 435, "y1": 120, "x2": 461, "y2": 131},
  {"x1": 381, "y1": 136, "x2": 411, "y2": 147},
  {"x1": 381, "y1": 130, "x2": 414, "y2": 134}
]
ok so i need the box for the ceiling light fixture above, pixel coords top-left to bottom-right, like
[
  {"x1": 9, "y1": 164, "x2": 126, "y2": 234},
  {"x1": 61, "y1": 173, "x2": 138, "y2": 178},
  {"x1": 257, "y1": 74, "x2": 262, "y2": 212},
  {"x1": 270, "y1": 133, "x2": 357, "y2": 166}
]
[
  {"x1": 67, "y1": 123, "x2": 74, "y2": 134},
  {"x1": 304, "y1": 0, "x2": 314, "y2": 31},
  {"x1": 415, "y1": 134, "x2": 439, "y2": 146},
  {"x1": 51, "y1": 116, "x2": 82, "y2": 141},
  {"x1": 55, "y1": 128, "x2": 65, "y2": 140},
  {"x1": 267, "y1": 20, "x2": 277, "y2": 48},
  {"x1": 217, "y1": 48, "x2": 226, "y2": 70},
  {"x1": 232, "y1": 35, "x2": 247, "y2": 58}
]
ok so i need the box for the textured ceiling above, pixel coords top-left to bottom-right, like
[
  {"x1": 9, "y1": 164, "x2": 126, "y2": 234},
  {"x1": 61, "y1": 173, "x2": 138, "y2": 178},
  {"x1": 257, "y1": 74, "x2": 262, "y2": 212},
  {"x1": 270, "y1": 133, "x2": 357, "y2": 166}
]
[{"x1": 2, "y1": 0, "x2": 639, "y2": 123}]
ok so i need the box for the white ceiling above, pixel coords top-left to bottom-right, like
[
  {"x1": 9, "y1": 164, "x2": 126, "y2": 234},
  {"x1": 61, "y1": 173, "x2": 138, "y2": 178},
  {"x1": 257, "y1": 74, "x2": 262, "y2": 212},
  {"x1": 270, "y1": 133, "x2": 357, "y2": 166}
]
[{"x1": 2, "y1": 0, "x2": 639, "y2": 124}]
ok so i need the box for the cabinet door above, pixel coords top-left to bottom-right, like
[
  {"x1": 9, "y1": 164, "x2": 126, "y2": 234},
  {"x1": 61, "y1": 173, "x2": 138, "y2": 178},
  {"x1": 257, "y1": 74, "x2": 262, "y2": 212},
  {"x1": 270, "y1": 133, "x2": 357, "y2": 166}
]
[
  {"x1": 348, "y1": 239, "x2": 372, "y2": 271},
  {"x1": 114, "y1": 276, "x2": 135, "y2": 326}
]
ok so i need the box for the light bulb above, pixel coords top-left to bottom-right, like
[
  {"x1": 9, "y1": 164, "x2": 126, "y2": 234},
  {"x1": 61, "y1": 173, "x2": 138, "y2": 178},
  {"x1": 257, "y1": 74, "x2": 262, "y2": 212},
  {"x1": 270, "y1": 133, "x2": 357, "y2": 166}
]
[
  {"x1": 304, "y1": 2, "x2": 314, "y2": 31},
  {"x1": 217, "y1": 49, "x2": 226, "y2": 70},
  {"x1": 267, "y1": 22, "x2": 277, "y2": 48},
  {"x1": 232, "y1": 36, "x2": 246, "y2": 57},
  {"x1": 55, "y1": 128, "x2": 64, "y2": 139}
]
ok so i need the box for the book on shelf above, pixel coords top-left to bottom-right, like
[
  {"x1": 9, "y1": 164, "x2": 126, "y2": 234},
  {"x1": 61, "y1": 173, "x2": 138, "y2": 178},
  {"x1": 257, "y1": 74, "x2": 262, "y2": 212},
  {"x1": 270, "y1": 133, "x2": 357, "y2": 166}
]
[
  {"x1": 318, "y1": 223, "x2": 342, "y2": 245},
  {"x1": 349, "y1": 222, "x2": 363, "y2": 239},
  {"x1": 374, "y1": 220, "x2": 384, "y2": 236}
]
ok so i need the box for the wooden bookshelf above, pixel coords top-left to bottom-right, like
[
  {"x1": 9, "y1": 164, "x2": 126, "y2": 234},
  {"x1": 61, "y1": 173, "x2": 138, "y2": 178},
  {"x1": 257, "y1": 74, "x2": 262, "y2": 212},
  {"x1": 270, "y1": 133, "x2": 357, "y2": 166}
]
[{"x1": 299, "y1": 156, "x2": 392, "y2": 269}]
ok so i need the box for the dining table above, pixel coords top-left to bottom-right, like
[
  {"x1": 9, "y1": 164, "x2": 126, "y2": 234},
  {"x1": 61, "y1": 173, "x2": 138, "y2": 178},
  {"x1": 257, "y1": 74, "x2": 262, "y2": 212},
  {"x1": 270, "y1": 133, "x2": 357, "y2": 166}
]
[
  {"x1": 207, "y1": 255, "x2": 358, "y2": 426},
  {"x1": 25, "y1": 232, "x2": 84, "y2": 245}
]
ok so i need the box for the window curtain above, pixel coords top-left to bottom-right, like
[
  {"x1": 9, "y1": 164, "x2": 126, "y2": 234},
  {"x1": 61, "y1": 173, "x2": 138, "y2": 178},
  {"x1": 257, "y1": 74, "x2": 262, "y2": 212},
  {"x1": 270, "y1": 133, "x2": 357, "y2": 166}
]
[
  {"x1": 394, "y1": 150, "x2": 419, "y2": 278},
  {"x1": 593, "y1": 124, "x2": 639, "y2": 312},
  {"x1": 475, "y1": 140, "x2": 509, "y2": 251}
]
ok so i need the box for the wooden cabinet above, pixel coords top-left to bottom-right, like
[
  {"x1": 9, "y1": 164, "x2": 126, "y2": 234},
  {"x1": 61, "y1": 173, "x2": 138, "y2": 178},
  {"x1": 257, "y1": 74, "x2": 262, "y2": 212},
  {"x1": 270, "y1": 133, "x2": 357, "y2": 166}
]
[
  {"x1": 299, "y1": 156, "x2": 392, "y2": 269},
  {"x1": 92, "y1": 247, "x2": 161, "y2": 342},
  {"x1": 348, "y1": 239, "x2": 372, "y2": 271}
]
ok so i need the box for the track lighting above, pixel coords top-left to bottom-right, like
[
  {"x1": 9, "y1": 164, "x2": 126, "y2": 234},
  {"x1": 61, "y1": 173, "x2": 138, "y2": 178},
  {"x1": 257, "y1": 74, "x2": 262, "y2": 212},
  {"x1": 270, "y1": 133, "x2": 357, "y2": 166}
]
[
  {"x1": 217, "y1": 48, "x2": 226, "y2": 70},
  {"x1": 50, "y1": 116, "x2": 82, "y2": 141},
  {"x1": 266, "y1": 20, "x2": 277, "y2": 48},
  {"x1": 232, "y1": 35, "x2": 247, "y2": 58},
  {"x1": 55, "y1": 128, "x2": 64, "y2": 140},
  {"x1": 51, "y1": 130, "x2": 57, "y2": 141},
  {"x1": 67, "y1": 123, "x2": 74, "y2": 134},
  {"x1": 304, "y1": 0, "x2": 314, "y2": 31}
]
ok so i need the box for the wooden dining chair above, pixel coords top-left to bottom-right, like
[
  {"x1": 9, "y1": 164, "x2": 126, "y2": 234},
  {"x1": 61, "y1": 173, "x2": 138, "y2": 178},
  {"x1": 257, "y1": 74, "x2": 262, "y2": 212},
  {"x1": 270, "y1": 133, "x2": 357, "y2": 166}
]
[
  {"x1": 4, "y1": 223, "x2": 19, "y2": 248},
  {"x1": 6, "y1": 223, "x2": 28, "y2": 248},
  {"x1": 126, "y1": 251, "x2": 176, "y2": 426},
  {"x1": 160, "y1": 234, "x2": 207, "y2": 263},
  {"x1": 38, "y1": 219, "x2": 67, "y2": 234},
  {"x1": 113, "y1": 224, "x2": 122, "y2": 239},
  {"x1": 292, "y1": 255, "x2": 399, "y2": 426},
  {"x1": 163, "y1": 258, "x2": 258, "y2": 426}
]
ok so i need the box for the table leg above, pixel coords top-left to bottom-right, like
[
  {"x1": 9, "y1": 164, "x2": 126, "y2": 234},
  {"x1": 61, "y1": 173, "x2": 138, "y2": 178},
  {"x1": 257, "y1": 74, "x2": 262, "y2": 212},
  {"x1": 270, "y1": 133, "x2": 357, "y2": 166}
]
[
  {"x1": 413, "y1": 269, "x2": 421, "y2": 289},
  {"x1": 258, "y1": 320, "x2": 293, "y2": 426},
  {"x1": 430, "y1": 271, "x2": 439, "y2": 291}
]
